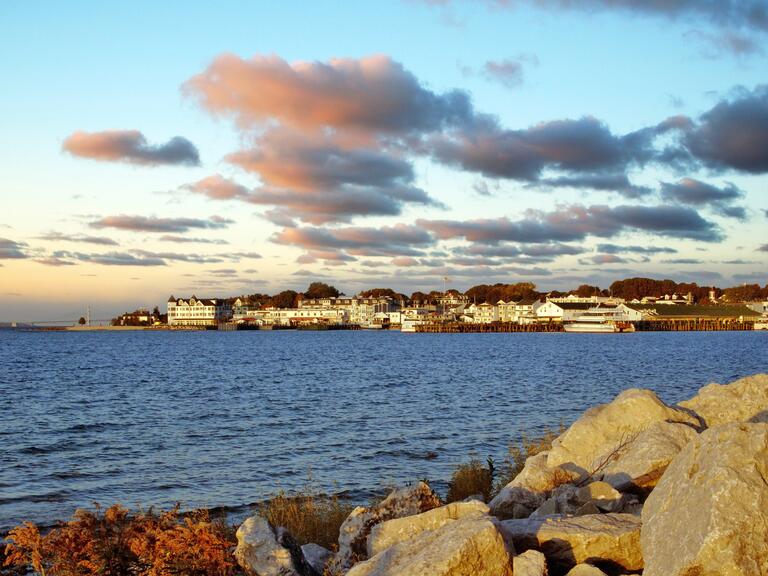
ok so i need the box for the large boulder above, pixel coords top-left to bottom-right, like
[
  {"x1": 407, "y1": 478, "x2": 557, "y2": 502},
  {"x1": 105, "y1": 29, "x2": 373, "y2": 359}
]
[
  {"x1": 679, "y1": 373, "x2": 768, "y2": 427},
  {"x1": 513, "y1": 549, "x2": 548, "y2": 576},
  {"x1": 235, "y1": 516, "x2": 318, "y2": 576},
  {"x1": 489, "y1": 452, "x2": 582, "y2": 519},
  {"x1": 331, "y1": 482, "x2": 441, "y2": 572},
  {"x1": 592, "y1": 421, "x2": 698, "y2": 491},
  {"x1": 641, "y1": 422, "x2": 768, "y2": 576},
  {"x1": 367, "y1": 500, "x2": 488, "y2": 556},
  {"x1": 500, "y1": 513, "x2": 643, "y2": 572},
  {"x1": 547, "y1": 388, "x2": 700, "y2": 472},
  {"x1": 345, "y1": 515, "x2": 513, "y2": 576}
]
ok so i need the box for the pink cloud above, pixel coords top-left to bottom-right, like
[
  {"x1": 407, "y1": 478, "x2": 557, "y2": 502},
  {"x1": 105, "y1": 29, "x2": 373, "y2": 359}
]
[{"x1": 62, "y1": 130, "x2": 199, "y2": 166}]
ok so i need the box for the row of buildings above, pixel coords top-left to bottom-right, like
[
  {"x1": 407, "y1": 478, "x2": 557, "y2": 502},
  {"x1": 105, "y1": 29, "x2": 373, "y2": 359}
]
[{"x1": 166, "y1": 292, "x2": 768, "y2": 330}]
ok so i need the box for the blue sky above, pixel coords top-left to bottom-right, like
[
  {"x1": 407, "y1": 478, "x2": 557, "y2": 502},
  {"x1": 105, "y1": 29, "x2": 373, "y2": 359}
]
[{"x1": 1, "y1": 0, "x2": 767, "y2": 321}]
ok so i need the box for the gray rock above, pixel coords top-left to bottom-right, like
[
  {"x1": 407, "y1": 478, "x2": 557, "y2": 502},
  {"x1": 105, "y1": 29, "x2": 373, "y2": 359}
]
[
  {"x1": 641, "y1": 422, "x2": 768, "y2": 576},
  {"x1": 300, "y1": 544, "x2": 332, "y2": 575},
  {"x1": 500, "y1": 513, "x2": 643, "y2": 572}
]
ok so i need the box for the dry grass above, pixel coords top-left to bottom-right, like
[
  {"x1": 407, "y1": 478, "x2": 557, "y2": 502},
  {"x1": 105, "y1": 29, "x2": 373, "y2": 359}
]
[
  {"x1": 446, "y1": 457, "x2": 494, "y2": 503},
  {"x1": 494, "y1": 425, "x2": 566, "y2": 495},
  {"x1": 258, "y1": 488, "x2": 354, "y2": 551},
  {"x1": 2, "y1": 504, "x2": 241, "y2": 576}
]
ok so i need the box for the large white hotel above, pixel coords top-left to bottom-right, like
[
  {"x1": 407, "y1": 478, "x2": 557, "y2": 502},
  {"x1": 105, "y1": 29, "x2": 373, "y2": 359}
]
[{"x1": 167, "y1": 295, "x2": 228, "y2": 326}]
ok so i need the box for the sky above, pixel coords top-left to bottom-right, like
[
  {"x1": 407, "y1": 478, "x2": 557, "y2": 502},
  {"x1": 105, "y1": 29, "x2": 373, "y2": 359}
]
[{"x1": 1, "y1": 0, "x2": 767, "y2": 322}]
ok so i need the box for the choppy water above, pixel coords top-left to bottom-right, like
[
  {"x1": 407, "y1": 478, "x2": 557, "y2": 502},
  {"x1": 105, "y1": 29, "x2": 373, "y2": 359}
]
[{"x1": 1, "y1": 329, "x2": 766, "y2": 532}]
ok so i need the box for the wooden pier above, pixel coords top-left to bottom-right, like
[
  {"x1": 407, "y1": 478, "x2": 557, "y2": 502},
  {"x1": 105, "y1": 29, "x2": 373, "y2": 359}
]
[
  {"x1": 636, "y1": 319, "x2": 756, "y2": 331},
  {"x1": 416, "y1": 322, "x2": 564, "y2": 333}
]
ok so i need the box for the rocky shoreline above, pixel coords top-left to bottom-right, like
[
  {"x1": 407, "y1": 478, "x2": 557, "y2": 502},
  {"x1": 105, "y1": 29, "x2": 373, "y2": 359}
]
[{"x1": 234, "y1": 374, "x2": 768, "y2": 576}]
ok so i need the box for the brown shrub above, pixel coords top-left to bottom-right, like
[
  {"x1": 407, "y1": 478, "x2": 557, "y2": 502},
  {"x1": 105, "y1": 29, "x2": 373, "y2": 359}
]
[
  {"x1": 258, "y1": 489, "x2": 354, "y2": 551},
  {"x1": 2, "y1": 504, "x2": 241, "y2": 576},
  {"x1": 446, "y1": 457, "x2": 494, "y2": 503}
]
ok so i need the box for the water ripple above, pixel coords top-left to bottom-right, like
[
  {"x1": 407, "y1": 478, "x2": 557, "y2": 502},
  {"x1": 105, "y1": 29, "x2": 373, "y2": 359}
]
[{"x1": 0, "y1": 329, "x2": 766, "y2": 533}]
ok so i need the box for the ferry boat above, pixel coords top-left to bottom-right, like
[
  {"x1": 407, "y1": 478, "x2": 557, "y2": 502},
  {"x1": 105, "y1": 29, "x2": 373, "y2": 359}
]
[
  {"x1": 755, "y1": 319, "x2": 768, "y2": 331},
  {"x1": 564, "y1": 308, "x2": 636, "y2": 333}
]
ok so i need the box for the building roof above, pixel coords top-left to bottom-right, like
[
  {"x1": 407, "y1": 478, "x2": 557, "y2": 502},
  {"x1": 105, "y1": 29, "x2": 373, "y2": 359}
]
[
  {"x1": 626, "y1": 304, "x2": 761, "y2": 318},
  {"x1": 168, "y1": 295, "x2": 220, "y2": 306}
]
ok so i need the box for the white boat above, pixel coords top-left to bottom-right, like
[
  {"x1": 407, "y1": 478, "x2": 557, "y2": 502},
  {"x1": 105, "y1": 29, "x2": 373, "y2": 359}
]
[
  {"x1": 755, "y1": 320, "x2": 768, "y2": 331},
  {"x1": 564, "y1": 308, "x2": 636, "y2": 333}
]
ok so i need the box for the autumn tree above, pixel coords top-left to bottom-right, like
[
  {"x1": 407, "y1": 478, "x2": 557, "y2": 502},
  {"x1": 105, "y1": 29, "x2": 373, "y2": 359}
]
[
  {"x1": 270, "y1": 290, "x2": 299, "y2": 309},
  {"x1": 722, "y1": 283, "x2": 767, "y2": 303},
  {"x1": 304, "y1": 282, "x2": 340, "y2": 299}
]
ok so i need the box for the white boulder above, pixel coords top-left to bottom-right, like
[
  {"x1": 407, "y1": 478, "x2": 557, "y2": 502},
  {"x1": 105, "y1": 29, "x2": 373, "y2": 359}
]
[
  {"x1": 367, "y1": 500, "x2": 488, "y2": 556},
  {"x1": 345, "y1": 515, "x2": 513, "y2": 576},
  {"x1": 680, "y1": 373, "x2": 768, "y2": 427},
  {"x1": 641, "y1": 422, "x2": 768, "y2": 576},
  {"x1": 547, "y1": 388, "x2": 700, "y2": 472},
  {"x1": 592, "y1": 421, "x2": 698, "y2": 491},
  {"x1": 500, "y1": 513, "x2": 643, "y2": 572}
]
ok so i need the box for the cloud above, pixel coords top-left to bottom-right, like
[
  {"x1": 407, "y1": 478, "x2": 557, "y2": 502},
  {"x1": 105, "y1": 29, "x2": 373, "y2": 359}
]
[
  {"x1": 445, "y1": 1, "x2": 768, "y2": 33},
  {"x1": 130, "y1": 250, "x2": 225, "y2": 264},
  {"x1": 759, "y1": 244, "x2": 768, "y2": 252},
  {"x1": 52, "y1": 251, "x2": 167, "y2": 266},
  {"x1": 534, "y1": 173, "x2": 651, "y2": 199},
  {"x1": 159, "y1": 235, "x2": 229, "y2": 245},
  {"x1": 62, "y1": 130, "x2": 200, "y2": 166},
  {"x1": 36, "y1": 231, "x2": 119, "y2": 246},
  {"x1": 186, "y1": 130, "x2": 440, "y2": 224},
  {"x1": 689, "y1": 30, "x2": 765, "y2": 57},
  {"x1": 482, "y1": 56, "x2": 537, "y2": 88},
  {"x1": 596, "y1": 243, "x2": 678, "y2": 254},
  {"x1": 0, "y1": 238, "x2": 29, "y2": 259},
  {"x1": 662, "y1": 258, "x2": 705, "y2": 264},
  {"x1": 90, "y1": 215, "x2": 233, "y2": 233},
  {"x1": 427, "y1": 116, "x2": 682, "y2": 184},
  {"x1": 579, "y1": 254, "x2": 629, "y2": 265},
  {"x1": 681, "y1": 86, "x2": 768, "y2": 173},
  {"x1": 391, "y1": 256, "x2": 420, "y2": 267},
  {"x1": 184, "y1": 53, "x2": 473, "y2": 135},
  {"x1": 34, "y1": 257, "x2": 76, "y2": 266},
  {"x1": 272, "y1": 224, "x2": 435, "y2": 258},
  {"x1": 660, "y1": 177, "x2": 746, "y2": 219},
  {"x1": 419, "y1": 203, "x2": 722, "y2": 244}
]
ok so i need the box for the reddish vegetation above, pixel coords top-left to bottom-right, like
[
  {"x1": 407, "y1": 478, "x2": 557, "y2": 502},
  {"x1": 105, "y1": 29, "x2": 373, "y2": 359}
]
[{"x1": 2, "y1": 505, "x2": 242, "y2": 576}]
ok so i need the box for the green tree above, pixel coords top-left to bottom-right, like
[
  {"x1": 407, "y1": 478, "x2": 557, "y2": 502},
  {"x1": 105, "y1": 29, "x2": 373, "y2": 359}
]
[{"x1": 78, "y1": 317, "x2": 86, "y2": 325}]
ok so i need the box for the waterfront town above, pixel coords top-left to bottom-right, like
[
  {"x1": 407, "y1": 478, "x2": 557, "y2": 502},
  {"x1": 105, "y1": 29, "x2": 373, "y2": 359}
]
[{"x1": 111, "y1": 279, "x2": 768, "y2": 333}]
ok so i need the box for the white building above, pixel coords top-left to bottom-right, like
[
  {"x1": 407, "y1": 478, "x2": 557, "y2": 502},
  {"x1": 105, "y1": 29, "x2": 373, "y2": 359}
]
[
  {"x1": 497, "y1": 300, "x2": 518, "y2": 323},
  {"x1": 298, "y1": 295, "x2": 398, "y2": 327},
  {"x1": 167, "y1": 295, "x2": 228, "y2": 326},
  {"x1": 473, "y1": 302, "x2": 499, "y2": 324},
  {"x1": 515, "y1": 297, "x2": 542, "y2": 324}
]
